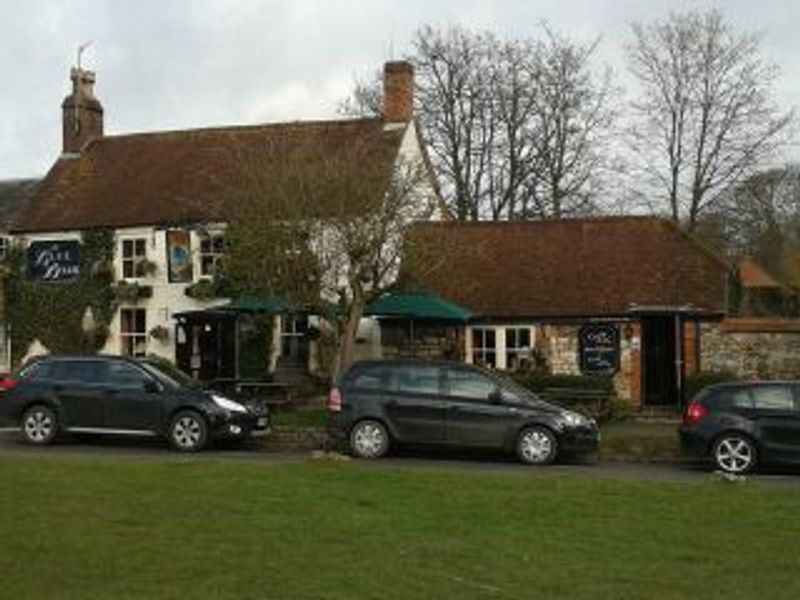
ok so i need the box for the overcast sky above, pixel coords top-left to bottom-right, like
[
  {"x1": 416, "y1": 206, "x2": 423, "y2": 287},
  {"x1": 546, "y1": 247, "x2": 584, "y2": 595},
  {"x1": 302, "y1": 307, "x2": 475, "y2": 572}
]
[{"x1": 1, "y1": 0, "x2": 798, "y2": 179}]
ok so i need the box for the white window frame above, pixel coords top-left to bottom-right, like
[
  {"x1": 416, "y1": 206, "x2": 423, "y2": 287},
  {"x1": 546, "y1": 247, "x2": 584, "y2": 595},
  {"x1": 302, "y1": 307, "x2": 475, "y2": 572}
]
[
  {"x1": 199, "y1": 233, "x2": 224, "y2": 277},
  {"x1": 120, "y1": 308, "x2": 147, "y2": 357},
  {"x1": 121, "y1": 238, "x2": 148, "y2": 279},
  {"x1": 468, "y1": 325, "x2": 535, "y2": 371},
  {"x1": 470, "y1": 327, "x2": 497, "y2": 368}
]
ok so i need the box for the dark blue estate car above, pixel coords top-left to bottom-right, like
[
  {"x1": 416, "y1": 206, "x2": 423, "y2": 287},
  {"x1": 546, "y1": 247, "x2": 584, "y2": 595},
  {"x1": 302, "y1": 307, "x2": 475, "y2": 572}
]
[
  {"x1": 328, "y1": 360, "x2": 599, "y2": 464},
  {"x1": 0, "y1": 355, "x2": 269, "y2": 451},
  {"x1": 680, "y1": 381, "x2": 800, "y2": 473}
]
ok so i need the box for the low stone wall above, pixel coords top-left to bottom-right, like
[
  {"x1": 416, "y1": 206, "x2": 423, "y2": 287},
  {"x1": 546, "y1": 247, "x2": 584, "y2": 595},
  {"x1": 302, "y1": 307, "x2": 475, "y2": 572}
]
[{"x1": 700, "y1": 320, "x2": 800, "y2": 379}]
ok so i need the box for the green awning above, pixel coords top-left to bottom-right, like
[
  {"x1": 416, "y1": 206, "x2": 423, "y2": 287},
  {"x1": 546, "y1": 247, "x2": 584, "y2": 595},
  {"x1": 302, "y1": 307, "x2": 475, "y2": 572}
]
[
  {"x1": 173, "y1": 296, "x2": 289, "y2": 320},
  {"x1": 365, "y1": 291, "x2": 473, "y2": 322},
  {"x1": 224, "y1": 296, "x2": 288, "y2": 314}
]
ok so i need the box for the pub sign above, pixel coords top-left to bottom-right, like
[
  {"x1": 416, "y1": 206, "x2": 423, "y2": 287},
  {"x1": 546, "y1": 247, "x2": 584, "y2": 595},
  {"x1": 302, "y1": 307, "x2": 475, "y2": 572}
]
[
  {"x1": 579, "y1": 324, "x2": 619, "y2": 375},
  {"x1": 27, "y1": 240, "x2": 81, "y2": 282}
]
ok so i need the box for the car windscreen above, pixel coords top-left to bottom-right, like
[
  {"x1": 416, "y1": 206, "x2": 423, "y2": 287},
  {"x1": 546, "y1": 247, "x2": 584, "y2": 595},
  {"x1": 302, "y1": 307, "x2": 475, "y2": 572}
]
[{"x1": 140, "y1": 361, "x2": 199, "y2": 390}]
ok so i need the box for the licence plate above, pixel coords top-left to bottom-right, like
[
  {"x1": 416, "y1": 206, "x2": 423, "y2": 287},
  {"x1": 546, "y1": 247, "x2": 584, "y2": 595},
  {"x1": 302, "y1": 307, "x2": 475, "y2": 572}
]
[{"x1": 256, "y1": 417, "x2": 268, "y2": 428}]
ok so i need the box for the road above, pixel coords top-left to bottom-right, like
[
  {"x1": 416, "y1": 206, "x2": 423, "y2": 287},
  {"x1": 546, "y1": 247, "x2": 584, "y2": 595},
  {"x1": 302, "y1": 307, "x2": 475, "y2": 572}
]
[{"x1": 2, "y1": 429, "x2": 800, "y2": 488}]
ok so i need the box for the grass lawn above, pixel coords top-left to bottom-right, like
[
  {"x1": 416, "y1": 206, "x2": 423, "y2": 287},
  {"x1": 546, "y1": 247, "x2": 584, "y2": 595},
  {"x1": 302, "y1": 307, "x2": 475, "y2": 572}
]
[{"x1": 1, "y1": 456, "x2": 799, "y2": 599}]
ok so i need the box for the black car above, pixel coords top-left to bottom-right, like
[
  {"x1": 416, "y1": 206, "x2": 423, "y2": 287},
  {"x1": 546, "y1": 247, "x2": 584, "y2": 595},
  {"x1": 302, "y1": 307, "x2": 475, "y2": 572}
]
[
  {"x1": 0, "y1": 355, "x2": 269, "y2": 451},
  {"x1": 679, "y1": 381, "x2": 800, "y2": 473},
  {"x1": 327, "y1": 360, "x2": 599, "y2": 464}
]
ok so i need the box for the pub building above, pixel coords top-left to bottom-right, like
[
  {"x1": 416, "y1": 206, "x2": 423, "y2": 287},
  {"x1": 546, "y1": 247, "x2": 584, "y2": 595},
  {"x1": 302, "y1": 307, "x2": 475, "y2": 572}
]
[{"x1": 373, "y1": 218, "x2": 728, "y2": 411}]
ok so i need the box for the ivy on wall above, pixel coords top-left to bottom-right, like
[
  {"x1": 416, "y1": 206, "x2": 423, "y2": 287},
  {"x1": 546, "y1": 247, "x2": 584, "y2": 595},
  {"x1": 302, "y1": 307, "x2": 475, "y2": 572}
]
[{"x1": 4, "y1": 229, "x2": 116, "y2": 364}]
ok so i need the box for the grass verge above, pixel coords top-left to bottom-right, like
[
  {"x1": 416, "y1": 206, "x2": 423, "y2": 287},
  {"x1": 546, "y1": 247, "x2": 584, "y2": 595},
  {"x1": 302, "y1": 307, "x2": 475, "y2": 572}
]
[{"x1": 1, "y1": 455, "x2": 800, "y2": 599}]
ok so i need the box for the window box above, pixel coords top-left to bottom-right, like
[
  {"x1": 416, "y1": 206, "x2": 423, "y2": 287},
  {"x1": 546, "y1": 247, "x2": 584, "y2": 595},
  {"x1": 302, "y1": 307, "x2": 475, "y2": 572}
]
[
  {"x1": 112, "y1": 281, "x2": 153, "y2": 303},
  {"x1": 184, "y1": 276, "x2": 228, "y2": 300}
]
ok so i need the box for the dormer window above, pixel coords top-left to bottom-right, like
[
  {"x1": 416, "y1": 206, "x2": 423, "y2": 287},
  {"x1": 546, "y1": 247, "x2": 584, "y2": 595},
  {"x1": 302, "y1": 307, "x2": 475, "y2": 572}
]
[{"x1": 121, "y1": 238, "x2": 147, "y2": 278}]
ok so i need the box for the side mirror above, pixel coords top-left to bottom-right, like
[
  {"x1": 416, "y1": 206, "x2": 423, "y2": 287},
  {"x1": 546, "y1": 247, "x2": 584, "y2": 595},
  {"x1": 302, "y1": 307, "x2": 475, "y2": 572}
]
[
  {"x1": 143, "y1": 379, "x2": 161, "y2": 394},
  {"x1": 488, "y1": 389, "x2": 503, "y2": 405}
]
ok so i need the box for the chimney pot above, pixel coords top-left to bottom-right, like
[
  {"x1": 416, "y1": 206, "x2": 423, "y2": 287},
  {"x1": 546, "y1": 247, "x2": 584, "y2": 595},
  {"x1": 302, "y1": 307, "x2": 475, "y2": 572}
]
[{"x1": 62, "y1": 67, "x2": 104, "y2": 155}]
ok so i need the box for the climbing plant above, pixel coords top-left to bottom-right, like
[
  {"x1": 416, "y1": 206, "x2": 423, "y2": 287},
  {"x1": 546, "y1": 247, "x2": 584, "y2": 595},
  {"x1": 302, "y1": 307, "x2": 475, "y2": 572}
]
[{"x1": 4, "y1": 229, "x2": 116, "y2": 364}]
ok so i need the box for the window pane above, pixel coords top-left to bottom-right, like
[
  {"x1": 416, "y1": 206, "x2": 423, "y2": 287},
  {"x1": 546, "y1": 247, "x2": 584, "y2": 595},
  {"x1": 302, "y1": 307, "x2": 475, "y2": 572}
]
[
  {"x1": 447, "y1": 368, "x2": 496, "y2": 400},
  {"x1": 351, "y1": 366, "x2": 390, "y2": 391},
  {"x1": 395, "y1": 366, "x2": 440, "y2": 395},
  {"x1": 53, "y1": 360, "x2": 105, "y2": 384},
  {"x1": 135, "y1": 239, "x2": 146, "y2": 256},
  {"x1": 752, "y1": 386, "x2": 794, "y2": 410},
  {"x1": 106, "y1": 362, "x2": 148, "y2": 388}
]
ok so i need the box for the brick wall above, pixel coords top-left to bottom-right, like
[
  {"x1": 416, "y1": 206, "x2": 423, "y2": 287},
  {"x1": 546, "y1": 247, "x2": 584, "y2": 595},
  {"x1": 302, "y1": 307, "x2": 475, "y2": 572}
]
[{"x1": 701, "y1": 320, "x2": 800, "y2": 379}]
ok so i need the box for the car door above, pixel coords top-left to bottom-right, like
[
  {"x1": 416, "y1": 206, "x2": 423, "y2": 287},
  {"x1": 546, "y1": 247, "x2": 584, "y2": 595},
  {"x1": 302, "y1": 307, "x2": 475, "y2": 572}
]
[
  {"x1": 101, "y1": 361, "x2": 165, "y2": 433},
  {"x1": 443, "y1": 366, "x2": 518, "y2": 448},
  {"x1": 748, "y1": 384, "x2": 800, "y2": 462},
  {"x1": 383, "y1": 364, "x2": 446, "y2": 444},
  {"x1": 50, "y1": 359, "x2": 107, "y2": 429}
]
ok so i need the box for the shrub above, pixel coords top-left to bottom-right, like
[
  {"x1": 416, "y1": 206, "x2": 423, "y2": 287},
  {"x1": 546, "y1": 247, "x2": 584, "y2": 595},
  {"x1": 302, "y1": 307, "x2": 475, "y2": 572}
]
[
  {"x1": 510, "y1": 372, "x2": 615, "y2": 394},
  {"x1": 684, "y1": 371, "x2": 739, "y2": 401}
]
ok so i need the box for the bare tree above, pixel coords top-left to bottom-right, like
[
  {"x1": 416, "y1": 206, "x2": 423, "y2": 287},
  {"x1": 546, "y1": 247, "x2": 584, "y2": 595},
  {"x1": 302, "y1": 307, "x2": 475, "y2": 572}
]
[
  {"x1": 626, "y1": 10, "x2": 793, "y2": 232},
  {"x1": 414, "y1": 25, "x2": 615, "y2": 221},
  {"x1": 222, "y1": 133, "x2": 441, "y2": 379},
  {"x1": 339, "y1": 25, "x2": 615, "y2": 221}
]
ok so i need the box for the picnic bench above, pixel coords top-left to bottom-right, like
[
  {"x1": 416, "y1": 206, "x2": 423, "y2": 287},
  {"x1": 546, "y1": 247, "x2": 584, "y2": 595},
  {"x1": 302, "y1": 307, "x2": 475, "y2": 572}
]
[
  {"x1": 539, "y1": 387, "x2": 612, "y2": 420},
  {"x1": 206, "y1": 378, "x2": 294, "y2": 409}
]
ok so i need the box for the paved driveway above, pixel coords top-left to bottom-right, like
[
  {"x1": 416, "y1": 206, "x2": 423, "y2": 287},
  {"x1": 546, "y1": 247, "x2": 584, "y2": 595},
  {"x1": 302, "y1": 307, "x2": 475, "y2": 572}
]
[{"x1": 2, "y1": 429, "x2": 800, "y2": 488}]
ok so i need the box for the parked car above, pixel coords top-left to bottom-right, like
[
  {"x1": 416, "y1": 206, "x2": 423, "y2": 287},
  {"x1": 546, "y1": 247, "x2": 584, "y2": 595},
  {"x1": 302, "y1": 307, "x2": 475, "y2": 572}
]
[
  {"x1": 679, "y1": 381, "x2": 800, "y2": 473},
  {"x1": 0, "y1": 355, "x2": 269, "y2": 451},
  {"x1": 327, "y1": 360, "x2": 599, "y2": 464}
]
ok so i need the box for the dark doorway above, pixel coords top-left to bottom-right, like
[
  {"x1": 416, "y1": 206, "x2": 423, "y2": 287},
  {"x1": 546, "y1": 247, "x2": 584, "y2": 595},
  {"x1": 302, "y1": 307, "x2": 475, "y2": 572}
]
[
  {"x1": 175, "y1": 315, "x2": 237, "y2": 381},
  {"x1": 641, "y1": 316, "x2": 678, "y2": 406}
]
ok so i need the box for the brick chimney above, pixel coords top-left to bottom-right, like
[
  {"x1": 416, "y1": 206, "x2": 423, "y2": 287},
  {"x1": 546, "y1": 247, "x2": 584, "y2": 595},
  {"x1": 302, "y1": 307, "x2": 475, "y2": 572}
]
[
  {"x1": 62, "y1": 67, "x2": 104, "y2": 154},
  {"x1": 383, "y1": 61, "x2": 414, "y2": 123}
]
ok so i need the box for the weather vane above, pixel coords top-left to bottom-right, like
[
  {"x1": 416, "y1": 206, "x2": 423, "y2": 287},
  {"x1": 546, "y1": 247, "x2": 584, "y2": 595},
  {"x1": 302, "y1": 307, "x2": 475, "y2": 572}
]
[{"x1": 77, "y1": 41, "x2": 92, "y2": 70}]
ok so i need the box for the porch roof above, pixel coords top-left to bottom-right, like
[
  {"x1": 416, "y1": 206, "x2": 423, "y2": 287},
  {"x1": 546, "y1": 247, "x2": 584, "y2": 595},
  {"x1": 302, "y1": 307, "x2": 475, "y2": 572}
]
[{"x1": 173, "y1": 296, "x2": 287, "y2": 320}]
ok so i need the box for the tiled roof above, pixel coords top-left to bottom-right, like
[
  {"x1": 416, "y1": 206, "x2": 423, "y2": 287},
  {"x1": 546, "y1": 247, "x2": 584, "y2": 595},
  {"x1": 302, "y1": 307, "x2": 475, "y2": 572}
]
[
  {"x1": 0, "y1": 178, "x2": 39, "y2": 230},
  {"x1": 14, "y1": 118, "x2": 405, "y2": 233},
  {"x1": 405, "y1": 217, "x2": 728, "y2": 319},
  {"x1": 739, "y1": 257, "x2": 785, "y2": 290}
]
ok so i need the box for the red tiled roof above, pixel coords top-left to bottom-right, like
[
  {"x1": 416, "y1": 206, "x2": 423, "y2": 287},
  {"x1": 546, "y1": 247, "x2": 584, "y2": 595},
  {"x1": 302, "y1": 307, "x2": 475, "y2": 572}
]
[
  {"x1": 406, "y1": 217, "x2": 728, "y2": 318},
  {"x1": 739, "y1": 257, "x2": 784, "y2": 289},
  {"x1": 14, "y1": 118, "x2": 405, "y2": 233}
]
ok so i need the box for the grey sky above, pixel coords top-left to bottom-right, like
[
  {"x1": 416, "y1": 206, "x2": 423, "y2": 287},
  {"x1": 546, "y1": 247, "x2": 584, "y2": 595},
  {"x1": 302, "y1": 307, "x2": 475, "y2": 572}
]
[{"x1": 1, "y1": 0, "x2": 798, "y2": 179}]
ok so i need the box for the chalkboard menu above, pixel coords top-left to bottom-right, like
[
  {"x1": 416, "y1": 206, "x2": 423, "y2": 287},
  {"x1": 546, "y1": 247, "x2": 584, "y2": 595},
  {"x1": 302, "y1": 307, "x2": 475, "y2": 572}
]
[
  {"x1": 27, "y1": 240, "x2": 81, "y2": 282},
  {"x1": 579, "y1": 324, "x2": 619, "y2": 375}
]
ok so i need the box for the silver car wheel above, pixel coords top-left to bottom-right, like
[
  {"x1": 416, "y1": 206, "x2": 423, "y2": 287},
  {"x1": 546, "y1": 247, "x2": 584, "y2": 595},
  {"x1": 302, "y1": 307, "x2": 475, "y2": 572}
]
[
  {"x1": 172, "y1": 416, "x2": 203, "y2": 450},
  {"x1": 351, "y1": 420, "x2": 388, "y2": 459},
  {"x1": 714, "y1": 436, "x2": 755, "y2": 474},
  {"x1": 518, "y1": 427, "x2": 556, "y2": 465},
  {"x1": 23, "y1": 408, "x2": 54, "y2": 443}
]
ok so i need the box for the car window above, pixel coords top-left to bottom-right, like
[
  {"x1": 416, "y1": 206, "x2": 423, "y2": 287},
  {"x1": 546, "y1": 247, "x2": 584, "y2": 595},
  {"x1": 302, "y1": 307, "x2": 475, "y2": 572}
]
[
  {"x1": 51, "y1": 360, "x2": 106, "y2": 385},
  {"x1": 105, "y1": 362, "x2": 151, "y2": 389},
  {"x1": 446, "y1": 368, "x2": 496, "y2": 401},
  {"x1": 349, "y1": 365, "x2": 391, "y2": 391},
  {"x1": 18, "y1": 360, "x2": 53, "y2": 382},
  {"x1": 751, "y1": 385, "x2": 794, "y2": 411},
  {"x1": 395, "y1": 365, "x2": 440, "y2": 395},
  {"x1": 709, "y1": 387, "x2": 753, "y2": 410}
]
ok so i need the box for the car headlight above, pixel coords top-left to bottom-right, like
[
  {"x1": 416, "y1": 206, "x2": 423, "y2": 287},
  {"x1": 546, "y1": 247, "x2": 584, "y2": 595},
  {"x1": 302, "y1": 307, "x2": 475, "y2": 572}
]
[
  {"x1": 211, "y1": 394, "x2": 249, "y2": 414},
  {"x1": 561, "y1": 411, "x2": 589, "y2": 427}
]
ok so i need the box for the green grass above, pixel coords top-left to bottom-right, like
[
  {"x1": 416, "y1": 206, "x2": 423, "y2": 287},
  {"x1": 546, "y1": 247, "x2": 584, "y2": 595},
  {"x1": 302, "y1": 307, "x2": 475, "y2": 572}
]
[{"x1": 1, "y1": 456, "x2": 799, "y2": 599}]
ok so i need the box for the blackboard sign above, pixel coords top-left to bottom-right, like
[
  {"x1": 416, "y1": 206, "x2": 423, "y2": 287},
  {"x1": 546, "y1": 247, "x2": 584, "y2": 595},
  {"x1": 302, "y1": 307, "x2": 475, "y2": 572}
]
[
  {"x1": 579, "y1": 324, "x2": 619, "y2": 375},
  {"x1": 27, "y1": 241, "x2": 81, "y2": 281}
]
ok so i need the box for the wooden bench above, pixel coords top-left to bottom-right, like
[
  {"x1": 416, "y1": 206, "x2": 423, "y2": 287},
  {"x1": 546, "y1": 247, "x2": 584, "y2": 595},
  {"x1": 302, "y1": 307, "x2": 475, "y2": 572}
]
[{"x1": 539, "y1": 387, "x2": 612, "y2": 420}]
